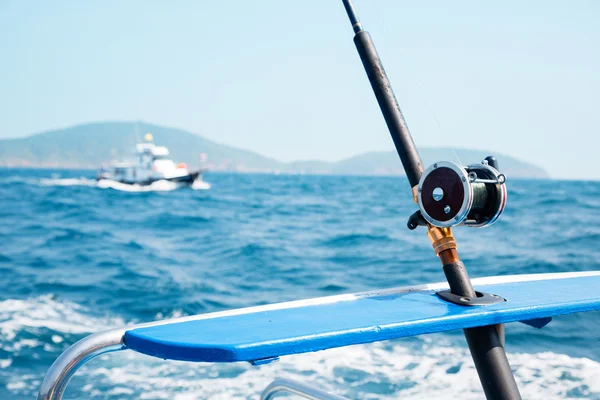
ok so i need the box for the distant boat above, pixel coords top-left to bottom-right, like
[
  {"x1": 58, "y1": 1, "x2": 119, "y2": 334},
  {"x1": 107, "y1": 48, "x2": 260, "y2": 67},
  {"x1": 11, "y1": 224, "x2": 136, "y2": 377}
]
[{"x1": 97, "y1": 133, "x2": 205, "y2": 186}]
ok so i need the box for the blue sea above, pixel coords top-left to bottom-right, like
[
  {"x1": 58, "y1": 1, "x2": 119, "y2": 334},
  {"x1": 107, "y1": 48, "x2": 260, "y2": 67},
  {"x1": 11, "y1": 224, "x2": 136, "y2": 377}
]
[{"x1": 1, "y1": 168, "x2": 599, "y2": 399}]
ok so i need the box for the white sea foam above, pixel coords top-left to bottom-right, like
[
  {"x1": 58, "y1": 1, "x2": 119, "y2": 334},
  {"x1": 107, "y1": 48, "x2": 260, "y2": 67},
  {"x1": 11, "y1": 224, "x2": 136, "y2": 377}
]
[
  {"x1": 0, "y1": 296, "x2": 127, "y2": 396},
  {"x1": 73, "y1": 341, "x2": 599, "y2": 399},
  {"x1": 29, "y1": 176, "x2": 210, "y2": 192},
  {"x1": 191, "y1": 179, "x2": 211, "y2": 190},
  {"x1": 0, "y1": 175, "x2": 39, "y2": 185},
  {"x1": 0, "y1": 358, "x2": 13, "y2": 369},
  {"x1": 0, "y1": 295, "x2": 125, "y2": 343},
  {"x1": 39, "y1": 177, "x2": 98, "y2": 187},
  {"x1": 96, "y1": 178, "x2": 183, "y2": 192},
  {"x1": 3, "y1": 296, "x2": 599, "y2": 399}
]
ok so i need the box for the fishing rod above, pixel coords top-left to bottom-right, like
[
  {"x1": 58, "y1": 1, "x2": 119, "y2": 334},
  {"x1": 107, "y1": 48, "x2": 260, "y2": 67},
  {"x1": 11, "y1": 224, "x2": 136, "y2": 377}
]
[{"x1": 341, "y1": 1, "x2": 518, "y2": 399}]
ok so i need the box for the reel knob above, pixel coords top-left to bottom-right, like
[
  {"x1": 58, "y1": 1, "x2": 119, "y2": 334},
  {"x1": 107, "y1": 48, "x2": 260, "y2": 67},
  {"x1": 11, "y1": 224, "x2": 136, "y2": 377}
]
[{"x1": 417, "y1": 160, "x2": 507, "y2": 228}]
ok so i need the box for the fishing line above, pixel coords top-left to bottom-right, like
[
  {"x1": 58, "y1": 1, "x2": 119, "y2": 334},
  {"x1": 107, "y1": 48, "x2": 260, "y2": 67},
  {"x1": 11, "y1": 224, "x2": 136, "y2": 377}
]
[{"x1": 416, "y1": 82, "x2": 463, "y2": 168}]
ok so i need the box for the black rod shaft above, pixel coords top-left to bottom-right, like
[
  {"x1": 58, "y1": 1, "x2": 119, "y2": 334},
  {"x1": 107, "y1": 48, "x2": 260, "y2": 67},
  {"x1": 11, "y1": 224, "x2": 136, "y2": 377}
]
[
  {"x1": 464, "y1": 327, "x2": 520, "y2": 399},
  {"x1": 443, "y1": 261, "x2": 477, "y2": 298},
  {"x1": 342, "y1": 0, "x2": 423, "y2": 187},
  {"x1": 342, "y1": 0, "x2": 363, "y2": 33},
  {"x1": 444, "y1": 262, "x2": 521, "y2": 399}
]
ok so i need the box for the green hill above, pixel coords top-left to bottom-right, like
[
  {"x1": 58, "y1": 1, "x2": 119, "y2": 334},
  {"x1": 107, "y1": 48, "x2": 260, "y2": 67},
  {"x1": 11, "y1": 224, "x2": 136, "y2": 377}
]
[
  {"x1": 0, "y1": 121, "x2": 548, "y2": 178},
  {"x1": 328, "y1": 149, "x2": 548, "y2": 179}
]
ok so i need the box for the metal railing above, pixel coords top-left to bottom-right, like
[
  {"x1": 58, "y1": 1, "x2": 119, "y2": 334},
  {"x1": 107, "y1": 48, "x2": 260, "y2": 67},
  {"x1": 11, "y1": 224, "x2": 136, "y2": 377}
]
[
  {"x1": 37, "y1": 328, "x2": 126, "y2": 400},
  {"x1": 261, "y1": 378, "x2": 350, "y2": 400}
]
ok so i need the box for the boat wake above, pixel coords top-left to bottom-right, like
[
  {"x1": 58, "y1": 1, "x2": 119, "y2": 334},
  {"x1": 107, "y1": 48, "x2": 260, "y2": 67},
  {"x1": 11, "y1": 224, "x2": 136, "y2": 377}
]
[
  {"x1": 32, "y1": 177, "x2": 211, "y2": 192},
  {"x1": 39, "y1": 177, "x2": 98, "y2": 187},
  {"x1": 97, "y1": 179, "x2": 185, "y2": 192},
  {"x1": 2, "y1": 296, "x2": 598, "y2": 400},
  {"x1": 191, "y1": 179, "x2": 211, "y2": 190}
]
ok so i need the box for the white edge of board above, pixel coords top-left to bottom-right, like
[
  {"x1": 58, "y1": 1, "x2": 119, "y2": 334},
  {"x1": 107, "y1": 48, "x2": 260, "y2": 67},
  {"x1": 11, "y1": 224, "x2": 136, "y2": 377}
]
[{"x1": 127, "y1": 270, "x2": 600, "y2": 331}]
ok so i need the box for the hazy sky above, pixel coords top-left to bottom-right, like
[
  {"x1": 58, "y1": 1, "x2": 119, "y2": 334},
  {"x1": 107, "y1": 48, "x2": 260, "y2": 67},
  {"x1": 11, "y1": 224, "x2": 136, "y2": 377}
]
[{"x1": 1, "y1": 1, "x2": 598, "y2": 179}]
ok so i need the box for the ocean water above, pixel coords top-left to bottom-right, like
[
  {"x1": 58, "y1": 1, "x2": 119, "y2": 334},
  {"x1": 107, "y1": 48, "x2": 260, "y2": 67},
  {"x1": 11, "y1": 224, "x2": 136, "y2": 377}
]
[{"x1": 0, "y1": 168, "x2": 599, "y2": 399}]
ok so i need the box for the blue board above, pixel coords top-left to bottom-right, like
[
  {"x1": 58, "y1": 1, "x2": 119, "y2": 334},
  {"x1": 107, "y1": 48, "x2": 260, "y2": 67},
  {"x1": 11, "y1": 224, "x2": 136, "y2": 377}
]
[{"x1": 124, "y1": 273, "x2": 600, "y2": 364}]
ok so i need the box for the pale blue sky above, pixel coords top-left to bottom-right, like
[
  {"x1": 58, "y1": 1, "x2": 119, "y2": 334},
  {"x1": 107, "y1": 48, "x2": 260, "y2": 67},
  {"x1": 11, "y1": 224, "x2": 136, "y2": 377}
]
[{"x1": 1, "y1": 1, "x2": 598, "y2": 179}]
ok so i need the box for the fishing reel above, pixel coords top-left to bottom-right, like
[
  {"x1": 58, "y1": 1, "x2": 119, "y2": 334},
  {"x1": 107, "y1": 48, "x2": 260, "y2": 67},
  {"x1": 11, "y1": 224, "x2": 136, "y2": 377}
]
[{"x1": 409, "y1": 156, "x2": 507, "y2": 229}]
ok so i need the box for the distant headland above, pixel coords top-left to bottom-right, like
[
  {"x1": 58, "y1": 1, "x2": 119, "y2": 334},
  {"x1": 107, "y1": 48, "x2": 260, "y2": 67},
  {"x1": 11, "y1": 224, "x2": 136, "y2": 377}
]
[{"x1": 0, "y1": 121, "x2": 549, "y2": 178}]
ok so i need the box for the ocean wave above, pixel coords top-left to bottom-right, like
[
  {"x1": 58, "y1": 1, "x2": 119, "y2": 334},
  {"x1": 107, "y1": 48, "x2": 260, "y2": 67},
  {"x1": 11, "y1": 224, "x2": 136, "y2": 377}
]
[
  {"x1": 40, "y1": 228, "x2": 112, "y2": 247},
  {"x1": 0, "y1": 296, "x2": 125, "y2": 343},
  {"x1": 146, "y1": 213, "x2": 213, "y2": 230},
  {"x1": 210, "y1": 243, "x2": 282, "y2": 262},
  {"x1": 319, "y1": 283, "x2": 348, "y2": 292},
  {"x1": 319, "y1": 233, "x2": 394, "y2": 248},
  {"x1": 543, "y1": 233, "x2": 600, "y2": 249}
]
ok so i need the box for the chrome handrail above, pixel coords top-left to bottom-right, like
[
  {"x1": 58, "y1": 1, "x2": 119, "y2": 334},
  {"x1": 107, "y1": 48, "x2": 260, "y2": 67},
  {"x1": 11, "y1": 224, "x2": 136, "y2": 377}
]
[
  {"x1": 38, "y1": 332, "x2": 349, "y2": 400},
  {"x1": 37, "y1": 328, "x2": 126, "y2": 400},
  {"x1": 260, "y1": 378, "x2": 350, "y2": 400}
]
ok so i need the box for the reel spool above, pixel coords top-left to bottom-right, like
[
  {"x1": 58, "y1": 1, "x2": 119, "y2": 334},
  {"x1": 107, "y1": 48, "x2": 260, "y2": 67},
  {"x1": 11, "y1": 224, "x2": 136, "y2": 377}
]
[{"x1": 417, "y1": 159, "x2": 507, "y2": 228}]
